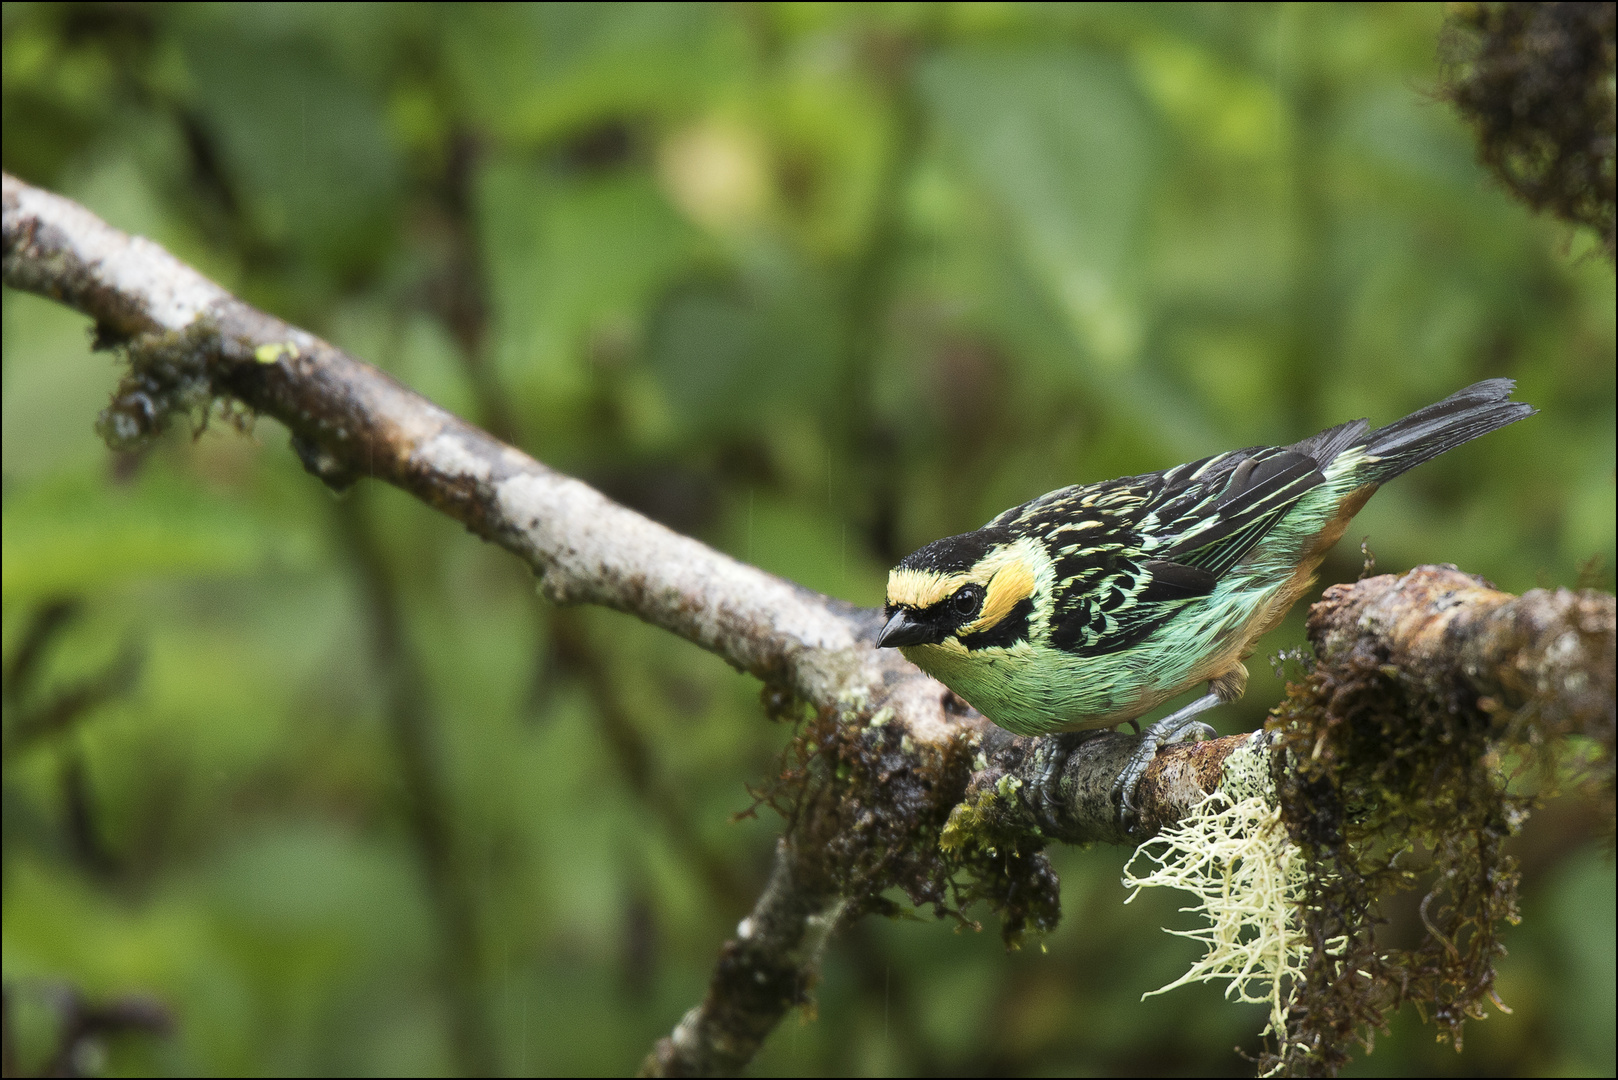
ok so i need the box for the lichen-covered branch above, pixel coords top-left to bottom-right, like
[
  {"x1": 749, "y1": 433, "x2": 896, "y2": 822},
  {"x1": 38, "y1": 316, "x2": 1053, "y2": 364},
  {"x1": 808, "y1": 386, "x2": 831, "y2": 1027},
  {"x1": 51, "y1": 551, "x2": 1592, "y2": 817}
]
[
  {"x1": 639, "y1": 839, "x2": 848, "y2": 1077},
  {"x1": 1308, "y1": 564, "x2": 1614, "y2": 751},
  {"x1": 949, "y1": 729, "x2": 1279, "y2": 850},
  {"x1": 6, "y1": 173, "x2": 1612, "y2": 1078},
  {"x1": 1263, "y1": 565, "x2": 1613, "y2": 1075},
  {"x1": 1, "y1": 172, "x2": 868, "y2": 711}
]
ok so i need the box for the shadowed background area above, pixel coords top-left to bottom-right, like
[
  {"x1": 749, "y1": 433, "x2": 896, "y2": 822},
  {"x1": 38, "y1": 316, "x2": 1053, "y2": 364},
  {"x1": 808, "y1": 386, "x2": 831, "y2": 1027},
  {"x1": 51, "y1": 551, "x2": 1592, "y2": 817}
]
[{"x1": 2, "y1": 3, "x2": 1612, "y2": 1076}]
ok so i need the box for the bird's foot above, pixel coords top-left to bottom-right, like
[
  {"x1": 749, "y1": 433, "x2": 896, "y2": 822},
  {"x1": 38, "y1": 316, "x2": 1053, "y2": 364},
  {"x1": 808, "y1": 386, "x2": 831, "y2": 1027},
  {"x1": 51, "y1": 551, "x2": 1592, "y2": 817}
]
[
  {"x1": 1115, "y1": 692, "x2": 1222, "y2": 831},
  {"x1": 1033, "y1": 731, "x2": 1100, "y2": 830}
]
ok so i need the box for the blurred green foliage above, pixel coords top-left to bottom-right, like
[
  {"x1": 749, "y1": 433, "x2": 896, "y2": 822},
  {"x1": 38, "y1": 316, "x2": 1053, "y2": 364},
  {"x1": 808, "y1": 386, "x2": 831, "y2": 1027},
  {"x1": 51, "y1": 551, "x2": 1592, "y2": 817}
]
[{"x1": 2, "y1": 3, "x2": 1612, "y2": 1076}]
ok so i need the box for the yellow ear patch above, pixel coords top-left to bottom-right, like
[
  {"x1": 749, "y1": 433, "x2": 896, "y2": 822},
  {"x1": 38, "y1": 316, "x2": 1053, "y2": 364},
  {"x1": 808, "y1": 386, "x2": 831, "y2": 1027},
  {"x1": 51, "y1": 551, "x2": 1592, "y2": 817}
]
[
  {"x1": 886, "y1": 567, "x2": 962, "y2": 609},
  {"x1": 962, "y1": 559, "x2": 1036, "y2": 635}
]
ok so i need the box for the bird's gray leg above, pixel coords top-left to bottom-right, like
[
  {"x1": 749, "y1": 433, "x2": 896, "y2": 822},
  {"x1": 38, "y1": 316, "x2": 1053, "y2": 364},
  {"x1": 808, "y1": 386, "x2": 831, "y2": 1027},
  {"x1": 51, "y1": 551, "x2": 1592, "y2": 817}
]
[
  {"x1": 1114, "y1": 691, "x2": 1221, "y2": 823},
  {"x1": 1033, "y1": 730, "x2": 1104, "y2": 829}
]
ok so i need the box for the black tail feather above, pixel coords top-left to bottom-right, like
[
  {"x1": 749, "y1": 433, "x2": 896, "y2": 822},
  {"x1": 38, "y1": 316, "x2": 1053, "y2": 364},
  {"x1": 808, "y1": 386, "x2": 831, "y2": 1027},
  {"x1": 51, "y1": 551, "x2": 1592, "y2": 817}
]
[
  {"x1": 1361, "y1": 378, "x2": 1535, "y2": 481},
  {"x1": 1294, "y1": 417, "x2": 1371, "y2": 464}
]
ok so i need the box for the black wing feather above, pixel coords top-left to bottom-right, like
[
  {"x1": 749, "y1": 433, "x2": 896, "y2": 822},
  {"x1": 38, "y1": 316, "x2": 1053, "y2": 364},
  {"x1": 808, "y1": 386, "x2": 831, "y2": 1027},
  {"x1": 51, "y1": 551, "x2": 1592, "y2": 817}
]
[
  {"x1": 1035, "y1": 444, "x2": 1337, "y2": 655},
  {"x1": 1164, "y1": 450, "x2": 1324, "y2": 576}
]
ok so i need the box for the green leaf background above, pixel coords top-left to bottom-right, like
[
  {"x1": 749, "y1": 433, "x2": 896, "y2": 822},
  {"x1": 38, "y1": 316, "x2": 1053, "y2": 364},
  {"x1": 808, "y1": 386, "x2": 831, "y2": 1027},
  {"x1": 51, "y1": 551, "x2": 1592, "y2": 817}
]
[{"x1": 3, "y1": 3, "x2": 1611, "y2": 1076}]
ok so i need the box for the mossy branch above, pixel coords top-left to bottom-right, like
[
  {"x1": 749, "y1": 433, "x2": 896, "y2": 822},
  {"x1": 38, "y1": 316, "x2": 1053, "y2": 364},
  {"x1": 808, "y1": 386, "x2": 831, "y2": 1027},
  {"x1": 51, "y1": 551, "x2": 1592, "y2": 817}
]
[{"x1": 5, "y1": 173, "x2": 1611, "y2": 1078}]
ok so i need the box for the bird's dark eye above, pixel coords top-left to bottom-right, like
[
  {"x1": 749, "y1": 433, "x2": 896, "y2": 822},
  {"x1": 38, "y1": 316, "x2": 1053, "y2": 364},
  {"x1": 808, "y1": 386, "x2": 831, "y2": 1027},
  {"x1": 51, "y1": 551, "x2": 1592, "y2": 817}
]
[{"x1": 952, "y1": 585, "x2": 984, "y2": 619}]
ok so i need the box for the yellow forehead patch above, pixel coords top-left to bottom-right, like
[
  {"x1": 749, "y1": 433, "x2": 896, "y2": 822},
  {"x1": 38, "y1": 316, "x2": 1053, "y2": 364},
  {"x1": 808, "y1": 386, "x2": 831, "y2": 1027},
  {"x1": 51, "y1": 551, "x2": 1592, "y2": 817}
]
[
  {"x1": 962, "y1": 559, "x2": 1037, "y2": 635},
  {"x1": 886, "y1": 567, "x2": 965, "y2": 609},
  {"x1": 886, "y1": 541, "x2": 1042, "y2": 638}
]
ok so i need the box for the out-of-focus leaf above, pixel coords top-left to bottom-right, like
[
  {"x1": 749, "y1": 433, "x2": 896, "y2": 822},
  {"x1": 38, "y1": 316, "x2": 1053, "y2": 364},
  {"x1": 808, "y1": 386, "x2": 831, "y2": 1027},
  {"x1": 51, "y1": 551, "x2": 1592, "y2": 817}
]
[
  {"x1": 1, "y1": 472, "x2": 314, "y2": 602},
  {"x1": 728, "y1": 493, "x2": 884, "y2": 607},
  {"x1": 643, "y1": 253, "x2": 840, "y2": 438},
  {"x1": 1543, "y1": 850, "x2": 1618, "y2": 1069},
  {"x1": 444, "y1": 3, "x2": 742, "y2": 145},
  {"x1": 1342, "y1": 85, "x2": 1483, "y2": 194},
  {"x1": 3, "y1": 290, "x2": 120, "y2": 482},
  {"x1": 212, "y1": 824, "x2": 430, "y2": 947},
  {"x1": 179, "y1": 21, "x2": 401, "y2": 282},
  {"x1": 920, "y1": 50, "x2": 1161, "y2": 368},
  {"x1": 1133, "y1": 36, "x2": 1287, "y2": 161},
  {"x1": 479, "y1": 160, "x2": 702, "y2": 414}
]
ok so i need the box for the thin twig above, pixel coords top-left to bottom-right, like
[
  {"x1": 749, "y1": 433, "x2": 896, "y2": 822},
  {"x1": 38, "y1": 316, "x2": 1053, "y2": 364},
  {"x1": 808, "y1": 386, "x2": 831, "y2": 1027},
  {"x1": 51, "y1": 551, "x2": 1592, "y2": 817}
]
[{"x1": 639, "y1": 838, "x2": 849, "y2": 1077}]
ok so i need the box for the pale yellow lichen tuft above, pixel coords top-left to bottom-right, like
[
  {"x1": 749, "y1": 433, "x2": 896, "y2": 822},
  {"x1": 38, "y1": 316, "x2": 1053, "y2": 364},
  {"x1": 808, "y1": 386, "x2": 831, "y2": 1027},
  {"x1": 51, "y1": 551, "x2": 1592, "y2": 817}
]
[{"x1": 1122, "y1": 793, "x2": 1337, "y2": 1070}]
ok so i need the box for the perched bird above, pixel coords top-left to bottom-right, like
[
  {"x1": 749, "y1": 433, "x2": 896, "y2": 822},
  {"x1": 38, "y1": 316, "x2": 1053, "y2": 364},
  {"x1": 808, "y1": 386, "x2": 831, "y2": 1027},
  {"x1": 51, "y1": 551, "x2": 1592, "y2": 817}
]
[{"x1": 876, "y1": 379, "x2": 1534, "y2": 816}]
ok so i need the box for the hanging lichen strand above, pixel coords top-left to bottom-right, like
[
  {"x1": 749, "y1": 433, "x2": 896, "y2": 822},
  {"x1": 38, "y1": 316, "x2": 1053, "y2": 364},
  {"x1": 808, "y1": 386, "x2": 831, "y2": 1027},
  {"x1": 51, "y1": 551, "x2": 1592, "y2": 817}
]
[{"x1": 1122, "y1": 792, "x2": 1314, "y2": 1066}]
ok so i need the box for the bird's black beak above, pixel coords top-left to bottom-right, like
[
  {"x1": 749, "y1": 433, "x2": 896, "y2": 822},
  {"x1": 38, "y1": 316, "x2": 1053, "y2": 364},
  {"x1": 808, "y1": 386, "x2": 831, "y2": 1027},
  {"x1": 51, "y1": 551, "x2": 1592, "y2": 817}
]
[{"x1": 876, "y1": 608, "x2": 939, "y2": 649}]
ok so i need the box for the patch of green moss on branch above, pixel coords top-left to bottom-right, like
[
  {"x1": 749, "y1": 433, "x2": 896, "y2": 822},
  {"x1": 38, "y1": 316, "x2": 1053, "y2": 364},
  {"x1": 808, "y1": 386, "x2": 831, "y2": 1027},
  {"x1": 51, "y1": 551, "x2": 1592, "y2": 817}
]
[
  {"x1": 759, "y1": 688, "x2": 1060, "y2": 950},
  {"x1": 94, "y1": 317, "x2": 250, "y2": 449},
  {"x1": 1262, "y1": 650, "x2": 1533, "y2": 1076}
]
